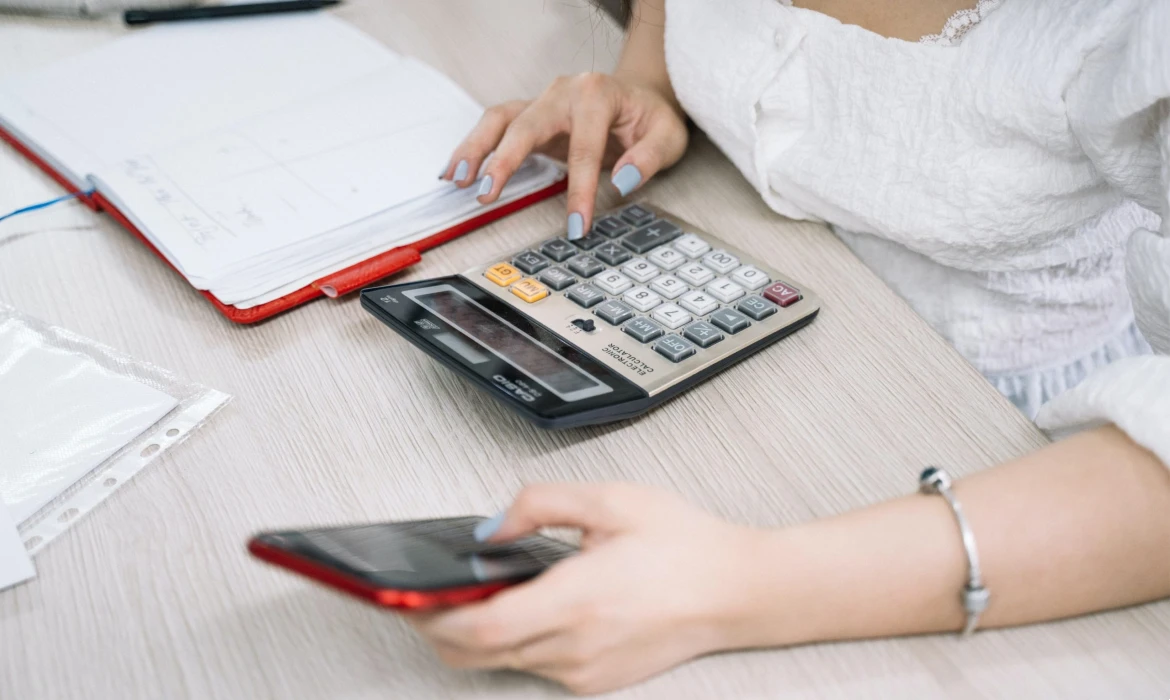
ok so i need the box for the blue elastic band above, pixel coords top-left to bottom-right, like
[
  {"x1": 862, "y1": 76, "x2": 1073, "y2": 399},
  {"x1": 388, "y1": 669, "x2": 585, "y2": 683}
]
[{"x1": 0, "y1": 189, "x2": 95, "y2": 225}]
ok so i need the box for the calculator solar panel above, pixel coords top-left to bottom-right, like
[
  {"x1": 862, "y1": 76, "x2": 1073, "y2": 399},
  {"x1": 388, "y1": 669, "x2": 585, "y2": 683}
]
[{"x1": 361, "y1": 204, "x2": 820, "y2": 428}]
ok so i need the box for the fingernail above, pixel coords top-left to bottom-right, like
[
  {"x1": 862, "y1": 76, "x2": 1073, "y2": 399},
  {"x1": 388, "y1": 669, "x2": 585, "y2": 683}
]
[
  {"x1": 567, "y1": 212, "x2": 584, "y2": 240},
  {"x1": 611, "y1": 164, "x2": 642, "y2": 197},
  {"x1": 477, "y1": 175, "x2": 494, "y2": 198},
  {"x1": 474, "y1": 512, "x2": 505, "y2": 542},
  {"x1": 453, "y1": 159, "x2": 470, "y2": 182}
]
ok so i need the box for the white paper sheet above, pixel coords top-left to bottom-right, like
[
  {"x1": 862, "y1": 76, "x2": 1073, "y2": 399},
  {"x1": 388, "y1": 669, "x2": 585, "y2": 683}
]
[
  {"x1": 0, "y1": 500, "x2": 34, "y2": 591},
  {"x1": 0, "y1": 318, "x2": 178, "y2": 524}
]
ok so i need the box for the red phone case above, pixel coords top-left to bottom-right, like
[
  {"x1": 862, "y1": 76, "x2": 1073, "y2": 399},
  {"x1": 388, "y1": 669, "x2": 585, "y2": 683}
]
[{"x1": 247, "y1": 538, "x2": 513, "y2": 610}]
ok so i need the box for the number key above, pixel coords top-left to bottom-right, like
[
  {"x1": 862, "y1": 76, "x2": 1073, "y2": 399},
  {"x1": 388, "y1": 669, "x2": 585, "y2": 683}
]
[
  {"x1": 730, "y1": 264, "x2": 770, "y2": 291},
  {"x1": 650, "y1": 303, "x2": 692, "y2": 330},
  {"x1": 707, "y1": 277, "x2": 746, "y2": 303},
  {"x1": 679, "y1": 290, "x2": 719, "y2": 316},
  {"x1": 649, "y1": 274, "x2": 688, "y2": 300},
  {"x1": 648, "y1": 246, "x2": 687, "y2": 271},
  {"x1": 621, "y1": 258, "x2": 660, "y2": 283},
  {"x1": 702, "y1": 250, "x2": 739, "y2": 274},
  {"x1": 594, "y1": 270, "x2": 634, "y2": 295},
  {"x1": 622, "y1": 286, "x2": 663, "y2": 312},
  {"x1": 676, "y1": 262, "x2": 715, "y2": 287}
]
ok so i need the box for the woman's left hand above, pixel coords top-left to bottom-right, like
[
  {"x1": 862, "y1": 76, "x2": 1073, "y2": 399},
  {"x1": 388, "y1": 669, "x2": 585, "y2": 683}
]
[{"x1": 406, "y1": 483, "x2": 761, "y2": 695}]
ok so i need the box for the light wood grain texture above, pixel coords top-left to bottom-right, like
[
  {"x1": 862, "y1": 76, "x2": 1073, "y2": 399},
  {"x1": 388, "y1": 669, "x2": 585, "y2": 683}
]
[{"x1": 1, "y1": 2, "x2": 1168, "y2": 699}]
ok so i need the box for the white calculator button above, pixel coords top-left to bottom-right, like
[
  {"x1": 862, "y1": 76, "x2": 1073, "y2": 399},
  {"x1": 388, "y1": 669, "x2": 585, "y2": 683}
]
[
  {"x1": 623, "y1": 286, "x2": 664, "y2": 312},
  {"x1": 707, "y1": 277, "x2": 746, "y2": 303},
  {"x1": 649, "y1": 274, "x2": 688, "y2": 299},
  {"x1": 730, "y1": 265, "x2": 770, "y2": 291},
  {"x1": 673, "y1": 233, "x2": 711, "y2": 258},
  {"x1": 621, "y1": 258, "x2": 661, "y2": 284},
  {"x1": 648, "y1": 247, "x2": 687, "y2": 271},
  {"x1": 702, "y1": 250, "x2": 740, "y2": 274},
  {"x1": 594, "y1": 270, "x2": 634, "y2": 295},
  {"x1": 651, "y1": 303, "x2": 692, "y2": 330},
  {"x1": 679, "y1": 290, "x2": 719, "y2": 316},
  {"x1": 676, "y1": 262, "x2": 715, "y2": 287}
]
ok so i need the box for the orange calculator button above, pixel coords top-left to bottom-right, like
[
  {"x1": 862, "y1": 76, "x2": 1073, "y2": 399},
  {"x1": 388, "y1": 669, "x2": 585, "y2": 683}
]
[
  {"x1": 511, "y1": 278, "x2": 549, "y2": 303},
  {"x1": 485, "y1": 263, "x2": 521, "y2": 286}
]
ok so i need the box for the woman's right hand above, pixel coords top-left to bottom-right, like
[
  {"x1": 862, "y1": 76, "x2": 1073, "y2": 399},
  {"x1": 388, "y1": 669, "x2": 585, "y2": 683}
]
[{"x1": 439, "y1": 72, "x2": 689, "y2": 239}]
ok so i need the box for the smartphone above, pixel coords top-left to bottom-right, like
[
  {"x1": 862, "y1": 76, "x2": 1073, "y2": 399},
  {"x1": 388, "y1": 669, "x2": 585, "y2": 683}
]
[{"x1": 248, "y1": 516, "x2": 577, "y2": 610}]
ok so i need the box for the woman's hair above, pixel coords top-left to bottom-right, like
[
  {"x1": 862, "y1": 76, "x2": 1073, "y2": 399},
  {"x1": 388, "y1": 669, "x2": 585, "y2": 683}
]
[{"x1": 596, "y1": 0, "x2": 633, "y2": 26}]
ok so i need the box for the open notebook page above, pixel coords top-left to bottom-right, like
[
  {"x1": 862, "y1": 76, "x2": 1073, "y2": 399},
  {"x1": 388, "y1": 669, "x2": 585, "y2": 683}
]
[{"x1": 0, "y1": 14, "x2": 398, "y2": 189}]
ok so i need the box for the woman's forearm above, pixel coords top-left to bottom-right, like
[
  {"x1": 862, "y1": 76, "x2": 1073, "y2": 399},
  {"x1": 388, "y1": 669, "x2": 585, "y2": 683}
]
[
  {"x1": 614, "y1": 1, "x2": 679, "y2": 109},
  {"x1": 724, "y1": 426, "x2": 1170, "y2": 648}
]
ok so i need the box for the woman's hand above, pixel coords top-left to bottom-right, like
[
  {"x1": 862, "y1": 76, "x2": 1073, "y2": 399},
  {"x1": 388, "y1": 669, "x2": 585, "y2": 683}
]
[
  {"x1": 406, "y1": 483, "x2": 759, "y2": 695},
  {"x1": 439, "y1": 73, "x2": 688, "y2": 239}
]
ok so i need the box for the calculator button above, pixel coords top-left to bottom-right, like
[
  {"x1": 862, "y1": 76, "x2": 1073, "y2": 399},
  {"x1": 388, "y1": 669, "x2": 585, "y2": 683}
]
[
  {"x1": 622, "y1": 220, "x2": 682, "y2": 254},
  {"x1": 566, "y1": 254, "x2": 605, "y2": 278},
  {"x1": 707, "y1": 277, "x2": 746, "y2": 303},
  {"x1": 730, "y1": 265, "x2": 770, "y2": 290},
  {"x1": 762, "y1": 281, "x2": 802, "y2": 307},
  {"x1": 593, "y1": 216, "x2": 631, "y2": 238},
  {"x1": 679, "y1": 290, "x2": 719, "y2": 316},
  {"x1": 683, "y1": 321, "x2": 724, "y2": 348},
  {"x1": 594, "y1": 300, "x2": 635, "y2": 325},
  {"x1": 622, "y1": 286, "x2": 663, "y2": 312},
  {"x1": 571, "y1": 234, "x2": 606, "y2": 251},
  {"x1": 594, "y1": 270, "x2": 634, "y2": 295},
  {"x1": 511, "y1": 278, "x2": 549, "y2": 303},
  {"x1": 709, "y1": 307, "x2": 751, "y2": 334},
  {"x1": 539, "y1": 238, "x2": 578, "y2": 262},
  {"x1": 649, "y1": 274, "x2": 688, "y2": 300},
  {"x1": 620, "y1": 258, "x2": 660, "y2": 283},
  {"x1": 648, "y1": 246, "x2": 687, "y2": 271},
  {"x1": 619, "y1": 203, "x2": 655, "y2": 226},
  {"x1": 567, "y1": 283, "x2": 606, "y2": 308},
  {"x1": 737, "y1": 295, "x2": 778, "y2": 320},
  {"x1": 654, "y1": 334, "x2": 697, "y2": 363},
  {"x1": 622, "y1": 316, "x2": 664, "y2": 343},
  {"x1": 594, "y1": 241, "x2": 633, "y2": 266},
  {"x1": 513, "y1": 250, "x2": 551, "y2": 274},
  {"x1": 676, "y1": 262, "x2": 715, "y2": 287},
  {"x1": 650, "y1": 303, "x2": 692, "y2": 330},
  {"x1": 673, "y1": 233, "x2": 711, "y2": 258},
  {"x1": 485, "y1": 263, "x2": 521, "y2": 286},
  {"x1": 702, "y1": 250, "x2": 740, "y2": 274},
  {"x1": 538, "y1": 266, "x2": 577, "y2": 291}
]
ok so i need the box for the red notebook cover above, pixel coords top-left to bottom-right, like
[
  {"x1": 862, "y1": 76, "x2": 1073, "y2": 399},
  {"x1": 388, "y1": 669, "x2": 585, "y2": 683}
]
[{"x1": 1, "y1": 124, "x2": 566, "y2": 324}]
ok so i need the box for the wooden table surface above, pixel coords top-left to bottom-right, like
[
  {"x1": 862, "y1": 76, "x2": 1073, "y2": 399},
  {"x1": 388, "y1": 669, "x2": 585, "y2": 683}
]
[{"x1": 2, "y1": 2, "x2": 1168, "y2": 698}]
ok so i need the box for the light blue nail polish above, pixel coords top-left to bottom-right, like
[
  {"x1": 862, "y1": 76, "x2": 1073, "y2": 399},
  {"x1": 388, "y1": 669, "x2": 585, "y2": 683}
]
[
  {"x1": 477, "y1": 175, "x2": 493, "y2": 197},
  {"x1": 567, "y1": 212, "x2": 584, "y2": 240},
  {"x1": 454, "y1": 159, "x2": 470, "y2": 182},
  {"x1": 611, "y1": 164, "x2": 643, "y2": 197},
  {"x1": 474, "y1": 512, "x2": 505, "y2": 542}
]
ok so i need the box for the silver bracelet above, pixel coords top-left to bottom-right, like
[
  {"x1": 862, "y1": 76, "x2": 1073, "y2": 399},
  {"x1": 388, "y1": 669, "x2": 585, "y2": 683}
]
[{"x1": 919, "y1": 466, "x2": 990, "y2": 636}]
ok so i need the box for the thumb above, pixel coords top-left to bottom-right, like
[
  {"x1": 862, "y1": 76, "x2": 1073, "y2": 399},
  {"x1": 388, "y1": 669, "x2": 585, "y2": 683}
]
[{"x1": 475, "y1": 483, "x2": 629, "y2": 542}]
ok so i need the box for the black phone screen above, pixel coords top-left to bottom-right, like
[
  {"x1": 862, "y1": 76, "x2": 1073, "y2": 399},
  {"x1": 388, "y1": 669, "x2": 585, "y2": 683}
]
[{"x1": 255, "y1": 517, "x2": 576, "y2": 590}]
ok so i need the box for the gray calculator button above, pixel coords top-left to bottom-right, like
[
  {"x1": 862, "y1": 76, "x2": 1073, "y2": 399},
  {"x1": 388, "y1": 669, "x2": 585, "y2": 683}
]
[
  {"x1": 737, "y1": 295, "x2": 778, "y2": 320},
  {"x1": 709, "y1": 307, "x2": 751, "y2": 334},
  {"x1": 594, "y1": 241, "x2": 633, "y2": 266},
  {"x1": 622, "y1": 220, "x2": 682, "y2": 254},
  {"x1": 513, "y1": 250, "x2": 550, "y2": 274},
  {"x1": 566, "y1": 254, "x2": 605, "y2": 278},
  {"x1": 594, "y1": 300, "x2": 635, "y2": 325},
  {"x1": 567, "y1": 283, "x2": 606, "y2": 308},
  {"x1": 572, "y1": 234, "x2": 606, "y2": 251},
  {"x1": 593, "y1": 216, "x2": 631, "y2": 238},
  {"x1": 623, "y1": 316, "x2": 665, "y2": 343},
  {"x1": 683, "y1": 321, "x2": 724, "y2": 348},
  {"x1": 539, "y1": 238, "x2": 577, "y2": 262},
  {"x1": 538, "y1": 266, "x2": 577, "y2": 290},
  {"x1": 619, "y1": 203, "x2": 655, "y2": 226},
  {"x1": 654, "y1": 334, "x2": 697, "y2": 363}
]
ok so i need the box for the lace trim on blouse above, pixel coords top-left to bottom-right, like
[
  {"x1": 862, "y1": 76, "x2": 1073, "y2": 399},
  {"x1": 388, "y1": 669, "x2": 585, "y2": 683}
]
[{"x1": 778, "y1": 0, "x2": 1003, "y2": 46}]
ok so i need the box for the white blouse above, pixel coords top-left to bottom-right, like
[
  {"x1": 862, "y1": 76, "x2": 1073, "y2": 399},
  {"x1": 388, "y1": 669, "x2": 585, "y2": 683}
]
[{"x1": 663, "y1": 0, "x2": 1170, "y2": 465}]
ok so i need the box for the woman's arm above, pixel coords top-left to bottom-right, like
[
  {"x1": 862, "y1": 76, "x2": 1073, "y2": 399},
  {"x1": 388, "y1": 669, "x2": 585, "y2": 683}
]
[{"x1": 725, "y1": 426, "x2": 1170, "y2": 648}]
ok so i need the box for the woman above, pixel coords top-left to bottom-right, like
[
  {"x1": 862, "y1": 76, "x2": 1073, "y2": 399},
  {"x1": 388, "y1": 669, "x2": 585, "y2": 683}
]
[{"x1": 429, "y1": 0, "x2": 1170, "y2": 694}]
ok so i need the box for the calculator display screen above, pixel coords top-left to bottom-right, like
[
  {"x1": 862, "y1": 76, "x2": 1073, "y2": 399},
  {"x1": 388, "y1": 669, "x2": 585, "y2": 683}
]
[{"x1": 406, "y1": 286, "x2": 612, "y2": 402}]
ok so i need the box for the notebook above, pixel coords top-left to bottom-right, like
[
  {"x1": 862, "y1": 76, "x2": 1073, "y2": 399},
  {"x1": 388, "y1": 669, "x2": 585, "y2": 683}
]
[{"x1": 0, "y1": 14, "x2": 565, "y2": 322}]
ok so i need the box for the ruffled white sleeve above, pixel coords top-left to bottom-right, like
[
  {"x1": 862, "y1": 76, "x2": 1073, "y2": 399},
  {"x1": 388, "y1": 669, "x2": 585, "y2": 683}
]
[{"x1": 1035, "y1": 2, "x2": 1170, "y2": 466}]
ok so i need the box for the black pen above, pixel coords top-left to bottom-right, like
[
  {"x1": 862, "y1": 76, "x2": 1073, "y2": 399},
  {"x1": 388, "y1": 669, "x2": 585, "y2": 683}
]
[{"x1": 124, "y1": 0, "x2": 342, "y2": 26}]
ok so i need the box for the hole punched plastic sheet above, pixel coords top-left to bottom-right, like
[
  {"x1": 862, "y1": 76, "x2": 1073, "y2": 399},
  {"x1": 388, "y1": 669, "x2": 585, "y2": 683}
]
[{"x1": 0, "y1": 304, "x2": 229, "y2": 555}]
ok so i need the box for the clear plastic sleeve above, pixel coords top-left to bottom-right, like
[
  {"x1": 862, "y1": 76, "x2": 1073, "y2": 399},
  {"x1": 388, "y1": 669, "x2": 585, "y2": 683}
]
[{"x1": 0, "y1": 304, "x2": 229, "y2": 554}]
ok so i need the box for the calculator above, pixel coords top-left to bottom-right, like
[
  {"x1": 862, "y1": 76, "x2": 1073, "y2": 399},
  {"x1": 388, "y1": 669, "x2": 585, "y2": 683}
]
[{"x1": 360, "y1": 203, "x2": 820, "y2": 429}]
